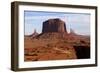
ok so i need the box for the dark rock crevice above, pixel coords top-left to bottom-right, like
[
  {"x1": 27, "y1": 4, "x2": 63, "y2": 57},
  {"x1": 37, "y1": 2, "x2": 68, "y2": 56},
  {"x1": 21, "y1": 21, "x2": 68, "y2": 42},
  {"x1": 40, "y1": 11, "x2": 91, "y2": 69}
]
[{"x1": 74, "y1": 46, "x2": 90, "y2": 59}]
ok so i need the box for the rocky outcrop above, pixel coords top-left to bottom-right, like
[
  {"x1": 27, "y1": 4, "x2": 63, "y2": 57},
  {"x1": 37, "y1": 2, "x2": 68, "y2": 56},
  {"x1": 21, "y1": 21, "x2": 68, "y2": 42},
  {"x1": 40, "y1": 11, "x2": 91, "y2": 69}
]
[
  {"x1": 70, "y1": 29, "x2": 77, "y2": 35},
  {"x1": 27, "y1": 29, "x2": 39, "y2": 38},
  {"x1": 42, "y1": 18, "x2": 67, "y2": 33},
  {"x1": 30, "y1": 29, "x2": 38, "y2": 37}
]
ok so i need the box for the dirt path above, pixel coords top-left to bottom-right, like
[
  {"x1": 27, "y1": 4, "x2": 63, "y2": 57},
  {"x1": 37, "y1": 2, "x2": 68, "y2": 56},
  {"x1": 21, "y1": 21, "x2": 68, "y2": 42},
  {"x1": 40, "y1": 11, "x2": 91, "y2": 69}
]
[{"x1": 53, "y1": 47, "x2": 71, "y2": 54}]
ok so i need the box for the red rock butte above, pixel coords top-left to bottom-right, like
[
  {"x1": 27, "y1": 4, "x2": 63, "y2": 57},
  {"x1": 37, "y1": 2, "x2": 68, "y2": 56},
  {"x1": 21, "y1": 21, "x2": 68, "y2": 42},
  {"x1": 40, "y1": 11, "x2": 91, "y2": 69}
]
[{"x1": 42, "y1": 18, "x2": 67, "y2": 33}]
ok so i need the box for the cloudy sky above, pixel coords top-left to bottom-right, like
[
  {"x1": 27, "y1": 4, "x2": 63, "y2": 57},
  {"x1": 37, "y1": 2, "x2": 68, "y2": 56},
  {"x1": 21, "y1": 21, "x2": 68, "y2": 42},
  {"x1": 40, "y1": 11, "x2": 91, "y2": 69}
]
[{"x1": 24, "y1": 11, "x2": 90, "y2": 35}]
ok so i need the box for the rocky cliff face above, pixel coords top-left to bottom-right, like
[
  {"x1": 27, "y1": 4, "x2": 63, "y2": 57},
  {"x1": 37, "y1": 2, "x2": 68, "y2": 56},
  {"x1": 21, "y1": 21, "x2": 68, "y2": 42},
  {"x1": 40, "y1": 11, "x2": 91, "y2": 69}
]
[{"x1": 42, "y1": 18, "x2": 67, "y2": 33}]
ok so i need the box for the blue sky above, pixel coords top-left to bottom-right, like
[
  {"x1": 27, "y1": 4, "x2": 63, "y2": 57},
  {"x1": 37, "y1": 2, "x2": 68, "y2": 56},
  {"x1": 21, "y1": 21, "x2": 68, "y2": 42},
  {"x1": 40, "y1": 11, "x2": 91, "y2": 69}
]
[{"x1": 24, "y1": 11, "x2": 90, "y2": 35}]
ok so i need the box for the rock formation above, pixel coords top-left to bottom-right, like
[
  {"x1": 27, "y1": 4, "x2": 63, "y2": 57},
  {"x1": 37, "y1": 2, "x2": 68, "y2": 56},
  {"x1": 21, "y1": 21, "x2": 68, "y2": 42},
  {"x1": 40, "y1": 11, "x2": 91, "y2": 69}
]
[
  {"x1": 70, "y1": 28, "x2": 77, "y2": 35},
  {"x1": 30, "y1": 29, "x2": 38, "y2": 37},
  {"x1": 24, "y1": 18, "x2": 90, "y2": 61},
  {"x1": 42, "y1": 18, "x2": 67, "y2": 33},
  {"x1": 25, "y1": 29, "x2": 38, "y2": 37}
]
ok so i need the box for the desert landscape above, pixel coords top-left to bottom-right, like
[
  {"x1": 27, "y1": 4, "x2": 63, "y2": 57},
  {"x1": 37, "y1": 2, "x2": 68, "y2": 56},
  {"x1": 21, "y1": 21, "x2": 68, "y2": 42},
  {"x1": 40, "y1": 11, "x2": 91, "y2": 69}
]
[{"x1": 24, "y1": 18, "x2": 90, "y2": 61}]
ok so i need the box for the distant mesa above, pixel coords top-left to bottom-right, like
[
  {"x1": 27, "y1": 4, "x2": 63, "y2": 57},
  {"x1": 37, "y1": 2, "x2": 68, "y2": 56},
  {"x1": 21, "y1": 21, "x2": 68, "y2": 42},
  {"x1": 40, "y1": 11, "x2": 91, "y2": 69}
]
[
  {"x1": 28, "y1": 29, "x2": 39, "y2": 38},
  {"x1": 32, "y1": 29, "x2": 38, "y2": 37},
  {"x1": 42, "y1": 18, "x2": 67, "y2": 33},
  {"x1": 69, "y1": 28, "x2": 77, "y2": 35},
  {"x1": 26, "y1": 18, "x2": 77, "y2": 37},
  {"x1": 30, "y1": 18, "x2": 78, "y2": 39}
]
